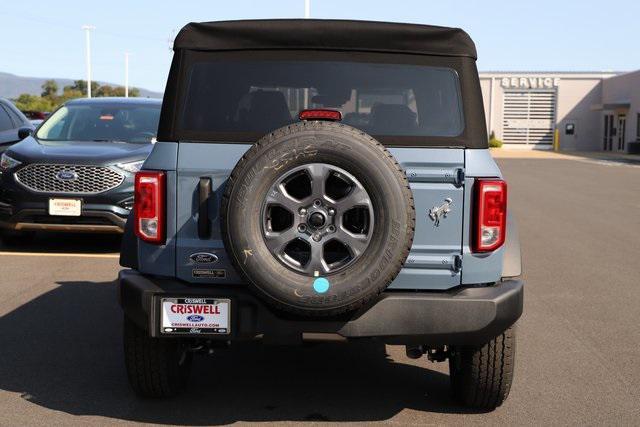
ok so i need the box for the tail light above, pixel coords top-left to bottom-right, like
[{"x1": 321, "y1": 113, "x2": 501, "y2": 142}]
[
  {"x1": 473, "y1": 179, "x2": 507, "y2": 252},
  {"x1": 299, "y1": 109, "x2": 342, "y2": 121},
  {"x1": 134, "y1": 171, "x2": 165, "y2": 244}
]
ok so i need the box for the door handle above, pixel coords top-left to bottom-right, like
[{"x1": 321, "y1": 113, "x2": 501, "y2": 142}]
[{"x1": 198, "y1": 177, "x2": 212, "y2": 239}]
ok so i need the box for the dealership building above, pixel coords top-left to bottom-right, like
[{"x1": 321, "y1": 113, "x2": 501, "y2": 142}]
[{"x1": 479, "y1": 70, "x2": 640, "y2": 152}]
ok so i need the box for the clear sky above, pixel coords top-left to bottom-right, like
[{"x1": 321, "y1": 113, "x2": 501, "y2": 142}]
[{"x1": 1, "y1": 0, "x2": 638, "y2": 93}]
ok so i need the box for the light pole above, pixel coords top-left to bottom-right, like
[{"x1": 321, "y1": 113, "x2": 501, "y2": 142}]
[
  {"x1": 124, "y1": 52, "x2": 130, "y2": 97},
  {"x1": 81, "y1": 25, "x2": 95, "y2": 98},
  {"x1": 168, "y1": 28, "x2": 177, "y2": 53},
  {"x1": 303, "y1": 0, "x2": 310, "y2": 108}
]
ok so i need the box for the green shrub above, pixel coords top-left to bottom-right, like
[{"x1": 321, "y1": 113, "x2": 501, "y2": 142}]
[
  {"x1": 489, "y1": 138, "x2": 503, "y2": 148},
  {"x1": 488, "y1": 131, "x2": 503, "y2": 148}
]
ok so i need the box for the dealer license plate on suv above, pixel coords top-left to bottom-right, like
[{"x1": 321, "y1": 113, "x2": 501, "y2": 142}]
[
  {"x1": 49, "y1": 198, "x2": 82, "y2": 216},
  {"x1": 160, "y1": 298, "x2": 230, "y2": 334}
]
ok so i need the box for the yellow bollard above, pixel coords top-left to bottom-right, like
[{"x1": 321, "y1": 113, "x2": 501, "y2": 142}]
[{"x1": 553, "y1": 129, "x2": 560, "y2": 152}]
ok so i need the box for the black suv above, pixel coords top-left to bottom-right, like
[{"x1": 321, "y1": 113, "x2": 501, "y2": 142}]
[
  {"x1": 119, "y1": 20, "x2": 523, "y2": 410},
  {"x1": 0, "y1": 97, "x2": 161, "y2": 239}
]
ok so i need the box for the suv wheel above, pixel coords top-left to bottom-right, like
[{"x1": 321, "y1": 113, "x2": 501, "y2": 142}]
[
  {"x1": 449, "y1": 326, "x2": 516, "y2": 409},
  {"x1": 123, "y1": 316, "x2": 192, "y2": 397}
]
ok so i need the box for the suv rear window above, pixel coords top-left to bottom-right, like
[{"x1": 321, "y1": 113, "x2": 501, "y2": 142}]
[{"x1": 179, "y1": 59, "x2": 464, "y2": 142}]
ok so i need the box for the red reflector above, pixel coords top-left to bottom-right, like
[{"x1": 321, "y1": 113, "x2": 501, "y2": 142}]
[
  {"x1": 473, "y1": 179, "x2": 507, "y2": 252},
  {"x1": 134, "y1": 171, "x2": 166, "y2": 244},
  {"x1": 298, "y1": 109, "x2": 342, "y2": 121}
]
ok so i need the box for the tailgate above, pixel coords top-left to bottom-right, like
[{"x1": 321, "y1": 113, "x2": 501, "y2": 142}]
[
  {"x1": 174, "y1": 143, "x2": 465, "y2": 290},
  {"x1": 388, "y1": 148, "x2": 465, "y2": 290}
]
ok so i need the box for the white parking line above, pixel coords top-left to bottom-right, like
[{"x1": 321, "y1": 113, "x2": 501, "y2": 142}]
[
  {"x1": 0, "y1": 251, "x2": 119, "y2": 258},
  {"x1": 571, "y1": 158, "x2": 640, "y2": 169}
]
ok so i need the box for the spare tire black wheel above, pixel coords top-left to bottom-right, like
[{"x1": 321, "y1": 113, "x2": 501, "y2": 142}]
[{"x1": 222, "y1": 121, "x2": 415, "y2": 316}]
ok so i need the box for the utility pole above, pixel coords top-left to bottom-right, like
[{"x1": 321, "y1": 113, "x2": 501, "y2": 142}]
[
  {"x1": 168, "y1": 28, "x2": 177, "y2": 53},
  {"x1": 124, "y1": 52, "x2": 130, "y2": 97},
  {"x1": 303, "y1": 0, "x2": 310, "y2": 108},
  {"x1": 81, "y1": 25, "x2": 95, "y2": 98}
]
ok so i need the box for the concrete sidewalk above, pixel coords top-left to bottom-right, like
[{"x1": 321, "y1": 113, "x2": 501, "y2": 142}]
[{"x1": 490, "y1": 148, "x2": 640, "y2": 164}]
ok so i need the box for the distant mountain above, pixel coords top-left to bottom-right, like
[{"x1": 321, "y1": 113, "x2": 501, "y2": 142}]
[{"x1": 0, "y1": 72, "x2": 163, "y2": 99}]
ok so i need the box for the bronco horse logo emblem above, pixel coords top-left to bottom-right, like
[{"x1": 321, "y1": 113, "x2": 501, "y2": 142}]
[{"x1": 428, "y1": 198, "x2": 453, "y2": 227}]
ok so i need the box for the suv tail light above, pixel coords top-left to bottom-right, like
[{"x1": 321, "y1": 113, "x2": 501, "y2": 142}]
[
  {"x1": 473, "y1": 179, "x2": 507, "y2": 252},
  {"x1": 134, "y1": 171, "x2": 165, "y2": 244}
]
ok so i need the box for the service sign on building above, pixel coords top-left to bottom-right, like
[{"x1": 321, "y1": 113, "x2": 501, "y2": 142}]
[{"x1": 501, "y1": 76, "x2": 561, "y2": 89}]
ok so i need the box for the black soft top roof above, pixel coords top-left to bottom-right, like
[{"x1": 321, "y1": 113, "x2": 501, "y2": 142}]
[{"x1": 173, "y1": 19, "x2": 477, "y2": 59}]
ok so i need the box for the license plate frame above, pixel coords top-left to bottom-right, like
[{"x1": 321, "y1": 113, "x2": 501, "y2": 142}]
[
  {"x1": 48, "y1": 198, "x2": 82, "y2": 216},
  {"x1": 159, "y1": 297, "x2": 231, "y2": 335}
]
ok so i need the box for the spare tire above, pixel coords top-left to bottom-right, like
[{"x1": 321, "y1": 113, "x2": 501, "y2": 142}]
[{"x1": 222, "y1": 121, "x2": 415, "y2": 316}]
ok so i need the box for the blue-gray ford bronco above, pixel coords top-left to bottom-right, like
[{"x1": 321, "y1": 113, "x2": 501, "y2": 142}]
[{"x1": 118, "y1": 19, "x2": 523, "y2": 410}]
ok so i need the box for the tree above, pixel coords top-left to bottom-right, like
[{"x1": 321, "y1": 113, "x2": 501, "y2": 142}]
[
  {"x1": 64, "y1": 80, "x2": 139, "y2": 98},
  {"x1": 61, "y1": 87, "x2": 84, "y2": 102},
  {"x1": 13, "y1": 94, "x2": 56, "y2": 112},
  {"x1": 95, "y1": 84, "x2": 115, "y2": 97},
  {"x1": 13, "y1": 79, "x2": 143, "y2": 115},
  {"x1": 41, "y1": 80, "x2": 58, "y2": 98},
  {"x1": 95, "y1": 84, "x2": 140, "y2": 98},
  {"x1": 64, "y1": 80, "x2": 99, "y2": 96}
]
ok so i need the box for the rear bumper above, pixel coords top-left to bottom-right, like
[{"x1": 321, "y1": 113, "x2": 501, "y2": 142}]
[
  {"x1": 0, "y1": 203, "x2": 127, "y2": 233},
  {"x1": 118, "y1": 270, "x2": 523, "y2": 346}
]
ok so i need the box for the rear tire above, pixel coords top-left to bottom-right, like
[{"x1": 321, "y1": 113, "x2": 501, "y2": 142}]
[
  {"x1": 449, "y1": 326, "x2": 516, "y2": 410},
  {"x1": 222, "y1": 121, "x2": 415, "y2": 317},
  {"x1": 123, "y1": 316, "x2": 192, "y2": 398}
]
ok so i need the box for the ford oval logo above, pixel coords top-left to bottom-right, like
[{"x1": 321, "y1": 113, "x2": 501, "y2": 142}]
[
  {"x1": 189, "y1": 252, "x2": 218, "y2": 264},
  {"x1": 187, "y1": 315, "x2": 204, "y2": 322},
  {"x1": 56, "y1": 170, "x2": 78, "y2": 181}
]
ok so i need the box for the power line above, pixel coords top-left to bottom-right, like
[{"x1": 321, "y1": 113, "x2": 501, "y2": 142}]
[{"x1": 0, "y1": 11, "x2": 166, "y2": 42}]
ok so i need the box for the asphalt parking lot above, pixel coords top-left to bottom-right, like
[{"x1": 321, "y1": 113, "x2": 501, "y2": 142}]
[{"x1": 0, "y1": 153, "x2": 639, "y2": 425}]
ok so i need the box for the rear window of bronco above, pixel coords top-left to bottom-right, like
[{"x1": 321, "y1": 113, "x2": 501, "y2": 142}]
[{"x1": 176, "y1": 53, "x2": 465, "y2": 144}]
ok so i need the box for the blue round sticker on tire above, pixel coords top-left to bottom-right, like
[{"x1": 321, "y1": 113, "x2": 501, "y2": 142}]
[{"x1": 313, "y1": 277, "x2": 330, "y2": 293}]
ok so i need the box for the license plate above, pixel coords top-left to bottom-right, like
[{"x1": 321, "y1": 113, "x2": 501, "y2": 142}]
[
  {"x1": 160, "y1": 298, "x2": 230, "y2": 335},
  {"x1": 49, "y1": 198, "x2": 82, "y2": 216}
]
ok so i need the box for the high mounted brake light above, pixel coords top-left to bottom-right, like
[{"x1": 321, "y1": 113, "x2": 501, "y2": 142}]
[
  {"x1": 134, "y1": 171, "x2": 166, "y2": 244},
  {"x1": 473, "y1": 179, "x2": 507, "y2": 252},
  {"x1": 298, "y1": 109, "x2": 342, "y2": 121}
]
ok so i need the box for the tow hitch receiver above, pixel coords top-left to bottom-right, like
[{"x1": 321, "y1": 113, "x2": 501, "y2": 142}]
[{"x1": 405, "y1": 345, "x2": 449, "y2": 361}]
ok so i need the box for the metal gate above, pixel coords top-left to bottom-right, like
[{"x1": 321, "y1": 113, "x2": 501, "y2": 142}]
[{"x1": 502, "y1": 90, "x2": 556, "y2": 145}]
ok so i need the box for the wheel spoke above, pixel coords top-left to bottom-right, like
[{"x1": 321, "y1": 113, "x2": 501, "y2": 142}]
[
  {"x1": 305, "y1": 163, "x2": 330, "y2": 200},
  {"x1": 264, "y1": 184, "x2": 299, "y2": 212},
  {"x1": 334, "y1": 226, "x2": 369, "y2": 257},
  {"x1": 334, "y1": 185, "x2": 371, "y2": 211},
  {"x1": 303, "y1": 240, "x2": 329, "y2": 275},
  {"x1": 264, "y1": 227, "x2": 298, "y2": 255}
]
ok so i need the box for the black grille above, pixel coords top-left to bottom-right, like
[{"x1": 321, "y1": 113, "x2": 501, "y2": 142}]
[{"x1": 15, "y1": 164, "x2": 124, "y2": 194}]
